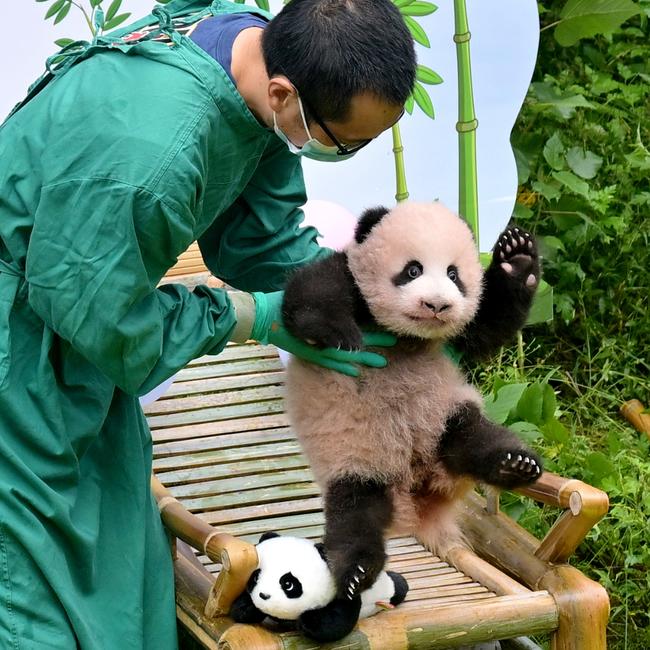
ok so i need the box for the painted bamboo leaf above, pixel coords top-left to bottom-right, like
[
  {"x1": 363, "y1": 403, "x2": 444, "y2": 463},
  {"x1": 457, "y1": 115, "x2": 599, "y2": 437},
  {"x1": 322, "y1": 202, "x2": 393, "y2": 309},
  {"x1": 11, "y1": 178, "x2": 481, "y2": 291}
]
[
  {"x1": 554, "y1": 0, "x2": 641, "y2": 46},
  {"x1": 393, "y1": 0, "x2": 417, "y2": 7},
  {"x1": 90, "y1": 0, "x2": 103, "y2": 7},
  {"x1": 416, "y1": 64, "x2": 443, "y2": 85},
  {"x1": 255, "y1": 0, "x2": 270, "y2": 9},
  {"x1": 412, "y1": 82, "x2": 435, "y2": 119},
  {"x1": 103, "y1": 12, "x2": 130, "y2": 30},
  {"x1": 403, "y1": 15, "x2": 431, "y2": 47},
  {"x1": 404, "y1": 94, "x2": 415, "y2": 115},
  {"x1": 54, "y1": 2, "x2": 72, "y2": 24},
  {"x1": 106, "y1": 0, "x2": 123, "y2": 22},
  {"x1": 45, "y1": 0, "x2": 66, "y2": 20},
  {"x1": 400, "y1": 1, "x2": 438, "y2": 16},
  {"x1": 55, "y1": 37, "x2": 75, "y2": 47}
]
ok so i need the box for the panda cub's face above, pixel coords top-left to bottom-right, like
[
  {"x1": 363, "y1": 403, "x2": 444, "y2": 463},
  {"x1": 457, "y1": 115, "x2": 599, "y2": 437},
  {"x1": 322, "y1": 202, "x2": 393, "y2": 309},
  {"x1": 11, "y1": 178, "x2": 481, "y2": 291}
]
[
  {"x1": 347, "y1": 202, "x2": 483, "y2": 341},
  {"x1": 248, "y1": 536, "x2": 336, "y2": 620}
]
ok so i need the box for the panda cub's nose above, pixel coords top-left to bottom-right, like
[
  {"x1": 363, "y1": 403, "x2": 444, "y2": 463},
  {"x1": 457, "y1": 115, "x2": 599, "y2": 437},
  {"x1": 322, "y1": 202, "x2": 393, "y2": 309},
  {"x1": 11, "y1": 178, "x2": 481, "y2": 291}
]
[
  {"x1": 423, "y1": 301, "x2": 450, "y2": 314},
  {"x1": 259, "y1": 592, "x2": 270, "y2": 600}
]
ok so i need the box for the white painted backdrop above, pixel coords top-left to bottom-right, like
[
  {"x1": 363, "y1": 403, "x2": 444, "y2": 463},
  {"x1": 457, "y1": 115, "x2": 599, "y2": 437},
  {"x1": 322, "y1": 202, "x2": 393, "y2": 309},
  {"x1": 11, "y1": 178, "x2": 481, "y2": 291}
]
[{"x1": 2, "y1": 1, "x2": 539, "y2": 251}]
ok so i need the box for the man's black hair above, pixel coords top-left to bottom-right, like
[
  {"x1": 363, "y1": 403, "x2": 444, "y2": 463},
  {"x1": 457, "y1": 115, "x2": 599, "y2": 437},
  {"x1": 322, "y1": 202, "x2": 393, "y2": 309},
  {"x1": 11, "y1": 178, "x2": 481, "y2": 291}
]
[{"x1": 262, "y1": 0, "x2": 416, "y2": 123}]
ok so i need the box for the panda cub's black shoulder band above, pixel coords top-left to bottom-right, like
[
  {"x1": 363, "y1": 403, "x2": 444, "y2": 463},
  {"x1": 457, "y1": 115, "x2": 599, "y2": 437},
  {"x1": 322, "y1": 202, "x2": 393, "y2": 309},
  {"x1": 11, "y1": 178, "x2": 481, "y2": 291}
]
[{"x1": 355, "y1": 206, "x2": 390, "y2": 243}]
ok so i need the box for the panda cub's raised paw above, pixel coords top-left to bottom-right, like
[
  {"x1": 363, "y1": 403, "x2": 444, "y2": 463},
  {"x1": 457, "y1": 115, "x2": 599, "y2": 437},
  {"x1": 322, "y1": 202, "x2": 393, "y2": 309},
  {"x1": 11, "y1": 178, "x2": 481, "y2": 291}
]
[{"x1": 494, "y1": 226, "x2": 540, "y2": 291}]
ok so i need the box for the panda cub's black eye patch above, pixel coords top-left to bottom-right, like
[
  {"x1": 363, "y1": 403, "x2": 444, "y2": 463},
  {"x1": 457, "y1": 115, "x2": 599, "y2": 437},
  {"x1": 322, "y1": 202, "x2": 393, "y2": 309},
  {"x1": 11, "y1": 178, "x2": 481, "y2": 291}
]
[
  {"x1": 393, "y1": 260, "x2": 423, "y2": 286},
  {"x1": 280, "y1": 572, "x2": 303, "y2": 599},
  {"x1": 447, "y1": 265, "x2": 466, "y2": 295}
]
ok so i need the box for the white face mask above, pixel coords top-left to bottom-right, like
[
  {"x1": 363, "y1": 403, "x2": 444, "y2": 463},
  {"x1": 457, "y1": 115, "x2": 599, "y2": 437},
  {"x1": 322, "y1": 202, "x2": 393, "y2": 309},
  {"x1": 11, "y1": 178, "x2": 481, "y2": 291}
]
[{"x1": 273, "y1": 94, "x2": 357, "y2": 163}]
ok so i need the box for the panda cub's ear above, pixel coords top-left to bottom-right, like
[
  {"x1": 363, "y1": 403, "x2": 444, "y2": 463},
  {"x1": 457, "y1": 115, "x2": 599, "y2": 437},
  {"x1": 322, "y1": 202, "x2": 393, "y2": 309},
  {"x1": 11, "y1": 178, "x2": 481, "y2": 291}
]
[
  {"x1": 314, "y1": 542, "x2": 328, "y2": 562},
  {"x1": 259, "y1": 531, "x2": 280, "y2": 543},
  {"x1": 355, "y1": 206, "x2": 390, "y2": 243}
]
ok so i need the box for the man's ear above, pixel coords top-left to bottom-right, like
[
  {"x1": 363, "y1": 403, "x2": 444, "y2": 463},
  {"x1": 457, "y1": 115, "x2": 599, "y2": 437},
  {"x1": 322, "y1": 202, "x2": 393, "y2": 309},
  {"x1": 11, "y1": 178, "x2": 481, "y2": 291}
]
[
  {"x1": 268, "y1": 75, "x2": 297, "y2": 113},
  {"x1": 355, "y1": 206, "x2": 390, "y2": 243}
]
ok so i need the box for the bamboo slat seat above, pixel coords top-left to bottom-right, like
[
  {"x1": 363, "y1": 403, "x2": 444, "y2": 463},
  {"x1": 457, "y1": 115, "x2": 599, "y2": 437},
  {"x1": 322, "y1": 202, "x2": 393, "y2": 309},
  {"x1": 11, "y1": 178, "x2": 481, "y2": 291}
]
[
  {"x1": 148, "y1": 343, "x2": 610, "y2": 650},
  {"x1": 147, "y1": 253, "x2": 610, "y2": 649}
]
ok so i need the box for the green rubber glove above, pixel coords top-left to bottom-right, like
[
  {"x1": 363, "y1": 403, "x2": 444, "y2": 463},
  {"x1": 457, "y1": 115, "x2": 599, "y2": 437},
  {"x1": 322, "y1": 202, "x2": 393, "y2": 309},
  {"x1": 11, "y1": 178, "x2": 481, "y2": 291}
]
[{"x1": 250, "y1": 291, "x2": 395, "y2": 377}]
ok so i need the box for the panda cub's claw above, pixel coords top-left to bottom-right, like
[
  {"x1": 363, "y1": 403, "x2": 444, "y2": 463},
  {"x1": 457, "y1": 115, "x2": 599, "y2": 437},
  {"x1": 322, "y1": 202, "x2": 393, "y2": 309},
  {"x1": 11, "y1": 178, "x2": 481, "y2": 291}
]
[
  {"x1": 498, "y1": 450, "x2": 542, "y2": 486},
  {"x1": 345, "y1": 565, "x2": 366, "y2": 600},
  {"x1": 494, "y1": 226, "x2": 540, "y2": 290}
]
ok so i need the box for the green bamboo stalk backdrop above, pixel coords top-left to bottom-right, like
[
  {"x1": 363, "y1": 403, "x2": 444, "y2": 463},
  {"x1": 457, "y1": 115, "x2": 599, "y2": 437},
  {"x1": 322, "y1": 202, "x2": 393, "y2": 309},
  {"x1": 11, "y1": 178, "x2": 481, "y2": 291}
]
[{"x1": 453, "y1": 0, "x2": 479, "y2": 247}]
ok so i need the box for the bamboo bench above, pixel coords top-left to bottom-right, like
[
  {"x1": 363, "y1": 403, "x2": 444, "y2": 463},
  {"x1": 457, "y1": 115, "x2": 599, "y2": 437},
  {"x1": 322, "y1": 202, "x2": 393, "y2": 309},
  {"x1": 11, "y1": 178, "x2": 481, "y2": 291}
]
[{"x1": 147, "y1": 250, "x2": 610, "y2": 649}]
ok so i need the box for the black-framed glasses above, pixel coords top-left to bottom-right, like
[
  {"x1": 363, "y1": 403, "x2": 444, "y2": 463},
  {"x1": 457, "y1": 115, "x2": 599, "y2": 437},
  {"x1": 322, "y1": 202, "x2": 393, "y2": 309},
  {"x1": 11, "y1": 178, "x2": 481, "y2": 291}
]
[{"x1": 301, "y1": 96, "x2": 405, "y2": 157}]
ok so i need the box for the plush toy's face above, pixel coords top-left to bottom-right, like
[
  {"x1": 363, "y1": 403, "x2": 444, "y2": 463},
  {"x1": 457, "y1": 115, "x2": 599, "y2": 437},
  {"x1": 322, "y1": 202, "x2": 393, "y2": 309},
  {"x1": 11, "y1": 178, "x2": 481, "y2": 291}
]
[
  {"x1": 347, "y1": 202, "x2": 483, "y2": 341},
  {"x1": 248, "y1": 536, "x2": 336, "y2": 620}
]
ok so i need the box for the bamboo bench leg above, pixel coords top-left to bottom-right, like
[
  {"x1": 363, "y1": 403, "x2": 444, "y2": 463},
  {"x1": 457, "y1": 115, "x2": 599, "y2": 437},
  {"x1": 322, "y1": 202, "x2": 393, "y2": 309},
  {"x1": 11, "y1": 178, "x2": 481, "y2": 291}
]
[{"x1": 541, "y1": 566, "x2": 609, "y2": 650}]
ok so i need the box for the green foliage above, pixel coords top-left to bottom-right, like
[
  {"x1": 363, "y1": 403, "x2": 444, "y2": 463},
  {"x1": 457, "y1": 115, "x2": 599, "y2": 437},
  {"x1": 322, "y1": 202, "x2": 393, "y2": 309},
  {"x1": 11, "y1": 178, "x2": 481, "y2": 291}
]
[
  {"x1": 550, "y1": 0, "x2": 642, "y2": 46},
  {"x1": 36, "y1": 0, "x2": 175, "y2": 41},
  {"x1": 392, "y1": 0, "x2": 441, "y2": 120},
  {"x1": 493, "y1": 1, "x2": 650, "y2": 645}
]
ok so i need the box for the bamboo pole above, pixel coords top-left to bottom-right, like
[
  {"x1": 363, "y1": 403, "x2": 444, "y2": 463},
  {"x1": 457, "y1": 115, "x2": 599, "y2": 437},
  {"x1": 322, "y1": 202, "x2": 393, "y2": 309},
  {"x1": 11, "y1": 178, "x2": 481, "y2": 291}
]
[
  {"x1": 453, "y1": 0, "x2": 479, "y2": 246},
  {"x1": 392, "y1": 123, "x2": 409, "y2": 202},
  {"x1": 151, "y1": 476, "x2": 258, "y2": 616},
  {"x1": 620, "y1": 399, "x2": 650, "y2": 439}
]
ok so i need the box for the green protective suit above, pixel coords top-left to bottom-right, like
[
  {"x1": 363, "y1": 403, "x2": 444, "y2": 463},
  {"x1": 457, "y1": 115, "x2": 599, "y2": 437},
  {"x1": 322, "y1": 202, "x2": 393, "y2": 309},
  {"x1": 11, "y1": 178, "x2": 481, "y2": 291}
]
[{"x1": 0, "y1": 1, "x2": 325, "y2": 647}]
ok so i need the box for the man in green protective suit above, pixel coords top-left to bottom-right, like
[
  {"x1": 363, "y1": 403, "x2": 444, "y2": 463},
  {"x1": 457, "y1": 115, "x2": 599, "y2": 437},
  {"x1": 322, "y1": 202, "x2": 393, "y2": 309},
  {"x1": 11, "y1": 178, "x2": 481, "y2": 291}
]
[{"x1": 0, "y1": 0, "x2": 415, "y2": 646}]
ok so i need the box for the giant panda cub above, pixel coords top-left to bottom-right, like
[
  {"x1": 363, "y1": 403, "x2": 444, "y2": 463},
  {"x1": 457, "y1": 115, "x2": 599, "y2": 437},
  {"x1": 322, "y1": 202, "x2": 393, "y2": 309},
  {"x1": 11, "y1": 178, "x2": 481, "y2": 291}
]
[{"x1": 282, "y1": 201, "x2": 543, "y2": 600}]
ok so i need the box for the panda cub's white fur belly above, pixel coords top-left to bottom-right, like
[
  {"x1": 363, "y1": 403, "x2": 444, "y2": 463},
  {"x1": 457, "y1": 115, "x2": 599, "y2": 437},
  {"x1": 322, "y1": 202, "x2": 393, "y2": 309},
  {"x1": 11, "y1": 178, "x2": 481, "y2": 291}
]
[{"x1": 285, "y1": 342, "x2": 482, "y2": 491}]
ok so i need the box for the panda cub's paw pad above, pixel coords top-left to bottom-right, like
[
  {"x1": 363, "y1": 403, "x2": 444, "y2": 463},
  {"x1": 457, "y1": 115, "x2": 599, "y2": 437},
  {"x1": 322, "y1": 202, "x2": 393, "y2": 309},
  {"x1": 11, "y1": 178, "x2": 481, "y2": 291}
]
[
  {"x1": 498, "y1": 451, "x2": 542, "y2": 485},
  {"x1": 495, "y1": 227, "x2": 539, "y2": 288}
]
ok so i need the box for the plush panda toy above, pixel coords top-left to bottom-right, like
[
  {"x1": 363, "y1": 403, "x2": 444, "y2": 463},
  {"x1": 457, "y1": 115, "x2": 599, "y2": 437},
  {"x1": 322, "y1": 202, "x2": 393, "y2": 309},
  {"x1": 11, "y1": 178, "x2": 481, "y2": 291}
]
[
  {"x1": 281, "y1": 202, "x2": 543, "y2": 600},
  {"x1": 230, "y1": 532, "x2": 408, "y2": 643}
]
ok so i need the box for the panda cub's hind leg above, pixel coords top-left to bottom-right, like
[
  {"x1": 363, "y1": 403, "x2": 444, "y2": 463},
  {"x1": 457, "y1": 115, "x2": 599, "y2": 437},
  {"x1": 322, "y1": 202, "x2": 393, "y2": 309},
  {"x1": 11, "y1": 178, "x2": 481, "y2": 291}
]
[
  {"x1": 324, "y1": 477, "x2": 393, "y2": 600},
  {"x1": 438, "y1": 402, "x2": 542, "y2": 489}
]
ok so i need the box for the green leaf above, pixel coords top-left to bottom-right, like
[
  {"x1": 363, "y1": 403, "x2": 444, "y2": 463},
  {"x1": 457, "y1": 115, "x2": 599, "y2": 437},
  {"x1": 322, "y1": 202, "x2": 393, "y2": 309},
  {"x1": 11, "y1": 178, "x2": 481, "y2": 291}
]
[
  {"x1": 403, "y1": 16, "x2": 431, "y2": 47},
  {"x1": 554, "y1": 0, "x2": 641, "y2": 47},
  {"x1": 393, "y1": 0, "x2": 416, "y2": 7},
  {"x1": 543, "y1": 132, "x2": 566, "y2": 171},
  {"x1": 412, "y1": 82, "x2": 434, "y2": 119},
  {"x1": 400, "y1": 1, "x2": 438, "y2": 16},
  {"x1": 526, "y1": 279, "x2": 554, "y2": 324},
  {"x1": 255, "y1": 0, "x2": 270, "y2": 9},
  {"x1": 531, "y1": 82, "x2": 593, "y2": 119},
  {"x1": 532, "y1": 179, "x2": 562, "y2": 201},
  {"x1": 552, "y1": 170, "x2": 590, "y2": 197},
  {"x1": 509, "y1": 421, "x2": 543, "y2": 443},
  {"x1": 586, "y1": 451, "x2": 616, "y2": 482},
  {"x1": 541, "y1": 418, "x2": 570, "y2": 444},
  {"x1": 540, "y1": 235, "x2": 566, "y2": 256},
  {"x1": 45, "y1": 0, "x2": 66, "y2": 20},
  {"x1": 103, "y1": 12, "x2": 130, "y2": 31},
  {"x1": 566, "y1": 147, "x2": 604, "y2": 179},
  {"x1": 484, "y1": 383, "x2": 529, "y2": 424},
  {"x1": 416, "y1": 64, "x2": 443, "y2": 85},
  {"x1": 54, "y1": 37, "x2": 75, "y2": 48},
  {"x1": 105, "y1": 0, "x2": 123, "y2": 22},
  {"x1": 91, "y1": 0, "x2": 103, "y2": 7},
  {"x1": 54, "y1": 2, "x2": 71, "y2": 24},
  {"x1": 516, "y1": 383, "x2": 545, "y2": 425},
  {"x1": 541, "y1": 383, "x2": 557, "y2": 423},
  {"x1": 404, "y1": 93, "x2": 415, "y2": 115}
]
